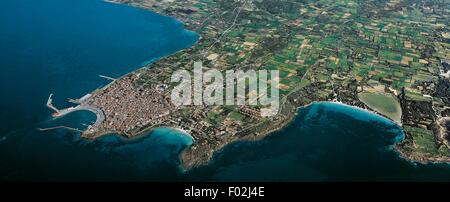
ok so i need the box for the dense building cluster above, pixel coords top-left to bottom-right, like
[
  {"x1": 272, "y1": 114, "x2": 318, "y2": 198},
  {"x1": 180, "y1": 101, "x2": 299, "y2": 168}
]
[
  {"x1": 90, "y1": 0, "x2": 450, "y2": 168},
  {"x1": 87, "y1": 75, "x2": 173, "y2": 136}
]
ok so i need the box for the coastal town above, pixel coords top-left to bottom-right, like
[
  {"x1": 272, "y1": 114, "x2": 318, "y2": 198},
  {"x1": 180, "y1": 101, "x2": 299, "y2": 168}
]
[{"x1": 48, "y1": 0, "x2": 450, "y2": 169}]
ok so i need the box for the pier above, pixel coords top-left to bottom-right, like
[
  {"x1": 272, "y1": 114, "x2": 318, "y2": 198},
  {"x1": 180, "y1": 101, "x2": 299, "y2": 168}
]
[
  {"x1": 68, "y1": 94, "x2": 92, "y2": 104},
  {"x1": 46, "y1": 94, "x2": 105, "y2": 130},
  {"x1": 38, "y1": 126, "x2": 83, "y2": 133},
  {"x1": 46, "y1": 94, "x2": 60, "y2": 114},
  {"x1": 99, "y1": 75, "x2": 116, "y2": 81}
]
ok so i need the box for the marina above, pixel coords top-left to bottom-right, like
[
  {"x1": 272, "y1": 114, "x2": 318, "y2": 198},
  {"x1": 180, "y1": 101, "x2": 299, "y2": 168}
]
[{"x1": 46, "y1": 93, "x2": 105, "y2": 131}]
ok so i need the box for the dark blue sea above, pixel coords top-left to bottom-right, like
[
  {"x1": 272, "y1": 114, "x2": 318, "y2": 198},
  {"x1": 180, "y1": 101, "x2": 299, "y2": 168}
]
[{"x1": 1, "y1": 0, "x2": 449, "y2": 181}]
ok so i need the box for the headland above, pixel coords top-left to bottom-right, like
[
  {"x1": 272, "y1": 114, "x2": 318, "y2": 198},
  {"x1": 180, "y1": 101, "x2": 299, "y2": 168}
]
[{"x1": 46, "y1": 0, "x2": 450, "y2": 169}]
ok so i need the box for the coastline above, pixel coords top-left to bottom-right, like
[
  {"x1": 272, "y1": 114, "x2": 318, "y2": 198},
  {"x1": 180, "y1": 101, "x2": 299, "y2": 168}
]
[
  {"x1": 72, "y1": 1, "x2": 200, "y2": 139},
  {"x1": 321, "y1": 101, "x2": 403, "y2": 127},
  {"x1": 69, "y1": 0, "x2": 449, "y2": 170},
  {"x1": 315, "y1": 101, "x2": 450, "y2": 166},
  {"x1": 179, "y1": 100, "x2": 404, "y2": 170},
  {"x1": 395, "y1": 144, "x2": 450, "y2": 166}
]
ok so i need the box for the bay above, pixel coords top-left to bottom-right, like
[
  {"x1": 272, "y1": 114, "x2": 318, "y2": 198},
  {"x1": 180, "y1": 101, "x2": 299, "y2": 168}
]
[{"x1": 1, "y1": 0, "x2": 449, "y2": 181}]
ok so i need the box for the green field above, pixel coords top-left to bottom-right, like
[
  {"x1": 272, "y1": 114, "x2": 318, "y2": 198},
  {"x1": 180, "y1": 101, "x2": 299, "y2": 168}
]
[{"x1": 358, "y1": 92, "x2": 402, "y2": 123}]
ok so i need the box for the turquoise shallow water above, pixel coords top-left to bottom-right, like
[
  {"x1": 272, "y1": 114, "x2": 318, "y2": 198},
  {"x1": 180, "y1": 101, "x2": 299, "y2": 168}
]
[
  {"x1": 0, "y1": 0, "x2": 197, "y2": 181},
  {"x1": 1, "y1": 0, "x2": 450, "y2": 181},
  {"x1": 187, "y1": 103, "x2": 450, "y2": 181}
]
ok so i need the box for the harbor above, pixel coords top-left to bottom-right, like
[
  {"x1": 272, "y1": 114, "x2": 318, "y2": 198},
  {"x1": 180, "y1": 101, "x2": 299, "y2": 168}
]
[{"x1": 46, "y1": 93, "x2": 105, "y2": 132}]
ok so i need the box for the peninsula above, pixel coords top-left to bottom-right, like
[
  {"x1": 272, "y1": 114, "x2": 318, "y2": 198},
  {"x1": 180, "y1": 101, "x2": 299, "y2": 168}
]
[{"x1": 47, "y1": 0, "x2": 450, "y2": 169}]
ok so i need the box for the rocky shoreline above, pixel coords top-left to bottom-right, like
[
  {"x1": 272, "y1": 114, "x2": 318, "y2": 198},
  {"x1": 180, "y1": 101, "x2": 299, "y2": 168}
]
[{"x1": 71, "y1": 0, "x2": 450, "y2": 170}]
